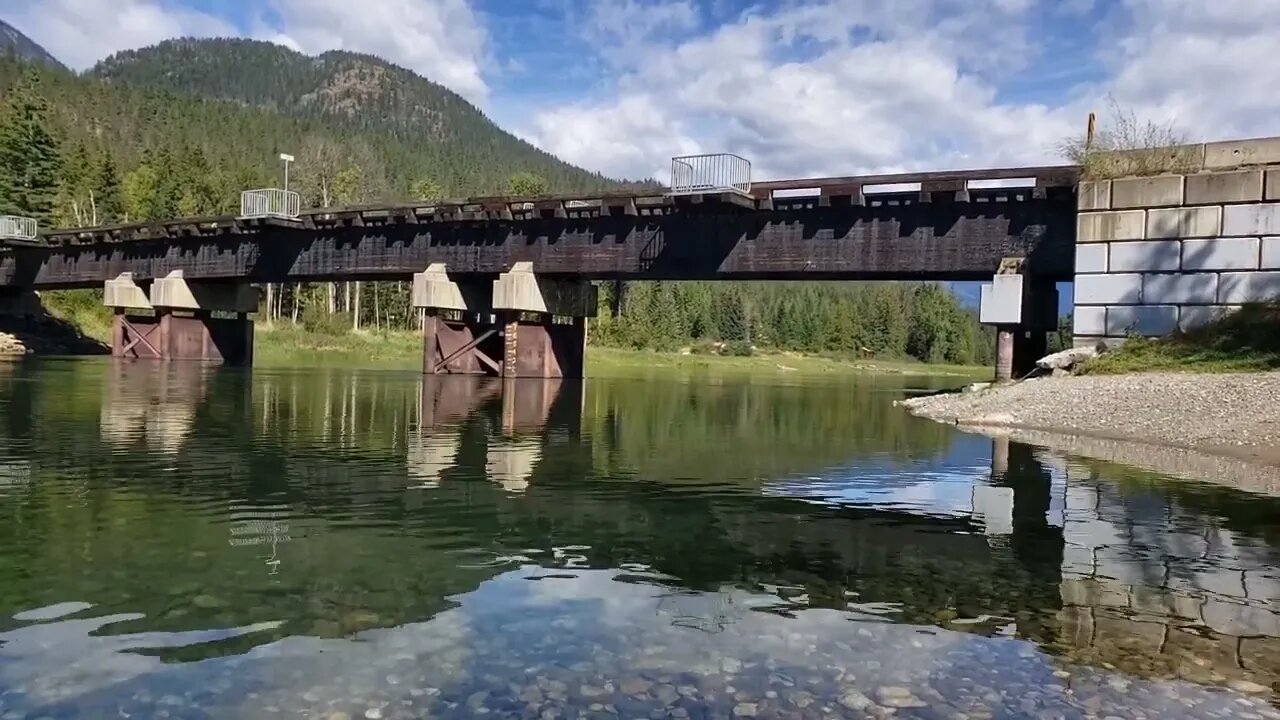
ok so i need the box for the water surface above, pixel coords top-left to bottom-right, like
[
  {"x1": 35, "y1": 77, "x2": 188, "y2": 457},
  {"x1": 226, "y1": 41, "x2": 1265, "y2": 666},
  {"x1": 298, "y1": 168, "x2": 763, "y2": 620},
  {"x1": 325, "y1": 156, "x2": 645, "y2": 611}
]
[{"x1": 0, "y1": 360, "x2": 1277, "y2": 719}]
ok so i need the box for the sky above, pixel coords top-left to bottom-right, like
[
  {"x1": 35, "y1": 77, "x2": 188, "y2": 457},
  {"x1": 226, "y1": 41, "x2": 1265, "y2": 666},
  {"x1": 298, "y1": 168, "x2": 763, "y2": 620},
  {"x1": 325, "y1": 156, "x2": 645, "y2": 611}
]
[{"x1": 4, "y1": 0, "x2": 1280, "y2": 183}]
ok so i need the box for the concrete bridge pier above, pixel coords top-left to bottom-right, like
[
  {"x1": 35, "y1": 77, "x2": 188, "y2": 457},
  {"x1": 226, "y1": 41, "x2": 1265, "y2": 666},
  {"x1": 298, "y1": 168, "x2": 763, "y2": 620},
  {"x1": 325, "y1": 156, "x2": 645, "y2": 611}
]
[
  {"x1": 980, "y1": 260, "x2": 1058, "y2": 381},
  {"x1": 492, "y1": 262, "x2": 598, "y2": 380},
  {"x1": 104, "y1": 271, "x2": 258, "y2": 366}
]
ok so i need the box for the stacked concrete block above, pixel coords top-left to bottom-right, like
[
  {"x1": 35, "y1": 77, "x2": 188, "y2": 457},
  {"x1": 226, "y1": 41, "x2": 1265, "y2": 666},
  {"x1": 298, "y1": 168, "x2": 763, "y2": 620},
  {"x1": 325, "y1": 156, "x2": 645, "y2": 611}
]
[{"x1": 1073, "y1": 141, "x2": 1280, "y2": 346}]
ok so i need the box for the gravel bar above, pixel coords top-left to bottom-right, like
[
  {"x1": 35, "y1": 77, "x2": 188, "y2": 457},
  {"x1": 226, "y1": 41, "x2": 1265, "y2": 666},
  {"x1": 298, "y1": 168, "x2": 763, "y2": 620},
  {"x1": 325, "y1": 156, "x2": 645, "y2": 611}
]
[{"x1": 901, "y1": 372, "x2": 1280, "y2": 466}]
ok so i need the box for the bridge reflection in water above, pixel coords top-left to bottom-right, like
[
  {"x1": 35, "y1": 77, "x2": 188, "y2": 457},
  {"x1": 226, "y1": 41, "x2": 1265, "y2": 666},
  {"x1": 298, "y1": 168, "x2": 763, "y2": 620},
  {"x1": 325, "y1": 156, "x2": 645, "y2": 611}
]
[{"x1": 0, "y1": 361, "x2": 1275, "y2": 715}]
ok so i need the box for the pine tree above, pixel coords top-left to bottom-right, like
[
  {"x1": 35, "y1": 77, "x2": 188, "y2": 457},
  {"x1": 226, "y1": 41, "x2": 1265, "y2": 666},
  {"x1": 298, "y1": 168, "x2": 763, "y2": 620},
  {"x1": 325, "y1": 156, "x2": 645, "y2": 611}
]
[
  {"x1": 52, "y1": 141, "x2": 90, "y2": 226},
  {"x1": 0, "y1": 69, "x2": 62, "y2": 222},
  {"x1": 122, "y1": 163, "x2": 161, "y2": 221},
  {"x1": 92, "y1": 151, "x2": 124, "y2": 223},
  {"x1": 410, "y1": 176, "x2": 444, "y2": 201},
  {"x1": 508, "y1": 171, "x2": 548, "y2": 196}
]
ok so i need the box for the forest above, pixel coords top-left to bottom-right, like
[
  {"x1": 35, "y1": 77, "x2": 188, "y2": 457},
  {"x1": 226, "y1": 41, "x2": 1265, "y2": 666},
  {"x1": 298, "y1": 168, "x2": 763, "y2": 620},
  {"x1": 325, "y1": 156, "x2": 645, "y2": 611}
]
[{"x1": 0, "y1": 48, "x2": 996, "y2": 366}]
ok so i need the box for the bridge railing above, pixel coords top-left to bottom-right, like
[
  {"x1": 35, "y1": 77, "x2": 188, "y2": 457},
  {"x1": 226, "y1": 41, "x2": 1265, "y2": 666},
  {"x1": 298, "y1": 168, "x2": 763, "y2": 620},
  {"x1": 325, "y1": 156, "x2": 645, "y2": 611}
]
[
  {"x1": 669, "y1": 154, "x2": 752, "y2": 196},
  {"x1": 240, "y1": 189, "x2": 302, "y2": 220},
  {"x1": 0, "y1": 215, "x2": 38, "y2": 242}
]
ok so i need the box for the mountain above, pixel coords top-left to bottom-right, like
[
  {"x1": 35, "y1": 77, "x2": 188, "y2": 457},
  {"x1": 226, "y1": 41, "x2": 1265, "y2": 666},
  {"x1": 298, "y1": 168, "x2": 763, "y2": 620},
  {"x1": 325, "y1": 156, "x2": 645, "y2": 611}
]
[
  {"x1": 86, "y1": 38, "x2": 621, "y2": 196},
  {"x1": 0, "y1": 19, "x2": 66, "y2": 71}
]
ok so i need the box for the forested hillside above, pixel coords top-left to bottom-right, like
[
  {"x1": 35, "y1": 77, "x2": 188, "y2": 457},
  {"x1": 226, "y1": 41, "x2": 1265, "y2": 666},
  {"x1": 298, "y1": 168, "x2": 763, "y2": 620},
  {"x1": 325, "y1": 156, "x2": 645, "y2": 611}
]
[
  {"x1": 0, "y1": 44, "x2": 616, "y2": 229},
  {"x1": 0, "y1": 43, "x2": 992, "y2": 365},
  {"x1": 90, "y1": 38, "x2": 625, "y2": 196},
  {"x1": 0, "y1": 20, "x2": 65, "y2": 71}
]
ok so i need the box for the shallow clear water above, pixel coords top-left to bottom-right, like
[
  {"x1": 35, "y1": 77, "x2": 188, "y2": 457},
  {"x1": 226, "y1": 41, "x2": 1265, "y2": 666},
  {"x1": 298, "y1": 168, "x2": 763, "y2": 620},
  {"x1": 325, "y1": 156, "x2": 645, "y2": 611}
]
[{"x1": 0, "y1": 359, "x2": 1277, "y2": 719}]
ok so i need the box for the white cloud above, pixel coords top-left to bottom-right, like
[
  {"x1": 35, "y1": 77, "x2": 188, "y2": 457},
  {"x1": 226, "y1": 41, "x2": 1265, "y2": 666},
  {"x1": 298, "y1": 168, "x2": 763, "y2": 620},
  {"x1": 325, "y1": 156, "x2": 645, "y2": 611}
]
[
  {"x1": 531, "y1": 95, "x2": 702, "y2": 182},
  {"x1": 1103, "y1": 0, "x2": 1280, "y2": 142},
  {"x1": 521, "y1": 0, "x2": 1071, "y2": 180},
  {"x1": 580, "y1": 0, "x2": 700, "y2": 67},
  {"x1": 0, "y1": 0, "x2": 234, "y2": 70},
  {"x1": 520, "y1": 0, "x2": 1280, "y2": 181},
  {"x1": 263, "y1": 0, "x2": 490, "y2": 105}
]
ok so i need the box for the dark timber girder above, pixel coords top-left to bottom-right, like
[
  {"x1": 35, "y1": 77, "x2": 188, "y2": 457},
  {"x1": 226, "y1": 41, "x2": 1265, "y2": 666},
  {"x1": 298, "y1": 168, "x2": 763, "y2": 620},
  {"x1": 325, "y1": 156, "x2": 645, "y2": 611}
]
[{"x1": 0, "y1": 166, "x2": 1080, "y2": 289}]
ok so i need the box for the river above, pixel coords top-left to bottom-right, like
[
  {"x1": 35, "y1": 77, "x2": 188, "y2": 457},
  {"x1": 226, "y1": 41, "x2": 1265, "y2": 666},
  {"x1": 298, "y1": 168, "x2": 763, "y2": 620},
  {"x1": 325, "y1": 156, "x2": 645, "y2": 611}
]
[{"x1": 0, "y1": 359, "x2": 1276, "y2": 719}]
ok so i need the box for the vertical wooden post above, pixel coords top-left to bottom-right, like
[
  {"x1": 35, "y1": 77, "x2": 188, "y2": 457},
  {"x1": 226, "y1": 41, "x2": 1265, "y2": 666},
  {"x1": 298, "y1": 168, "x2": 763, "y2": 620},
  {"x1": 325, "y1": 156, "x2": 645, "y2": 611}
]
[
  {"x1": 502, "y1": 313, "x2": 520, "y2": 379},
  {"x1": 571, "y1": 316, "x2": 588, "y2": 379},
  {"x1": 111, "y1": 309, "x2": 125, "y2": 358},
  {"x1": 242, "y1": 313, "x2": 255, "y2": 368},
  {"x1": 157, "y1": 310, "x2": 172, "y2": 363},
  {"x1": 996, "y1": 328, "x2": 1014, "y2": 382},
  {"x1": 423, "y1": 311, "x2": 440, "y2": 375}
]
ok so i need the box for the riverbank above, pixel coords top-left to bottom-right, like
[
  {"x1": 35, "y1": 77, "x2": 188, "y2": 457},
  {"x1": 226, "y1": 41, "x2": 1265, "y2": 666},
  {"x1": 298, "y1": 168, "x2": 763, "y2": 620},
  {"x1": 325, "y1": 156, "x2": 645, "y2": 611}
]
[
  {"x1": 254, "y1": 325, "x2": 992, "y2": 377},
  {"x1": 901, "y1": 372, "x2": 1280, "y2": 468}
]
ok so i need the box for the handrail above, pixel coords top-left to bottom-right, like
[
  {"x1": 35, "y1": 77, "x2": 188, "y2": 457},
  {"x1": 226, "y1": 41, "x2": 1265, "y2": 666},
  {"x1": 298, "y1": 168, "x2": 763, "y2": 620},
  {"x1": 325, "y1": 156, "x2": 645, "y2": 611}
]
[
  {"x1": 0, "y1": 215, "x2": 38, "y2": 241},
  {"x1": 669, "y1": 154, "x2": 752, "y2": 196},
  {"x1": 240, "y1": 189, "x2": 302, "y2": 219}
]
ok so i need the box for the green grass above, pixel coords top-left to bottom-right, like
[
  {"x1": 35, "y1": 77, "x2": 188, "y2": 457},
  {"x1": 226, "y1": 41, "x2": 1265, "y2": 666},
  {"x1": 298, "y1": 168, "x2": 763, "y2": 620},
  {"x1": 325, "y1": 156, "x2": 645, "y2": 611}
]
[
  {"x1": 589, "y1": 347, "x2": 990, "y2": 378},
  {"x1": 254, "y1": 328, "x2": 992, "y2": 377},
  {"x1": 40, "y1": 289, "x2": 113, "y2": 341},
  {"x1": 1083, "y1": 301, "x2": 1280, "y2": 374},
  {"x1": 254, "y1": 325, "x2": 424, "y2": 369}
]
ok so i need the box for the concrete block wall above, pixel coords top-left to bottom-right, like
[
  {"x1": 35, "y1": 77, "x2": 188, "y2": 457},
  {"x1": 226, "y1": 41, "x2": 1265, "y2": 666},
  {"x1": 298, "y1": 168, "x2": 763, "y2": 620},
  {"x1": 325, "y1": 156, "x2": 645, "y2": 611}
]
[{"x1": 1074, "y1": 142, "x2": 1280, "y2": 346}]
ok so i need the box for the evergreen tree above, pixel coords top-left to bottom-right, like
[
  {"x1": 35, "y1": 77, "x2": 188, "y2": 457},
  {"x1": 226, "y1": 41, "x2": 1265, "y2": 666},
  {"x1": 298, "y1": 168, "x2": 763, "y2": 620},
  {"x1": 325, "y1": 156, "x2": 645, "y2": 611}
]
[
  {"x1": 410, "y1": 176, "x2": 444, "y2": 201},
  {"x1": 508, "y1": 171, "x2": 548, "y2": 196},
  {"x1": 52, "y1": 141, "x2": 90, "y2": 226},
  {"x1": 0, "y1": 69, "x2": 61, "y2": 222},
  {"x1": 122, "y1": 163, "x2": 161, "y2": 221},
  {"x1": 92, "y1": 150, "x2": 124, "y2": 223}
]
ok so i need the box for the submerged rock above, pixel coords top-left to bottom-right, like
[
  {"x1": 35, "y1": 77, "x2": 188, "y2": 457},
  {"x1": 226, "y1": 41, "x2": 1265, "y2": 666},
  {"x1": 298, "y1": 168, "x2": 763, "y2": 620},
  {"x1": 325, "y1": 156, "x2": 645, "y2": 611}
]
[
  {"x1": 840, "y1": 690, "x2": 875, "y2": 711},
  {"x1": 1228, "y1": 679, "x2": 1270, "y2": 694}
]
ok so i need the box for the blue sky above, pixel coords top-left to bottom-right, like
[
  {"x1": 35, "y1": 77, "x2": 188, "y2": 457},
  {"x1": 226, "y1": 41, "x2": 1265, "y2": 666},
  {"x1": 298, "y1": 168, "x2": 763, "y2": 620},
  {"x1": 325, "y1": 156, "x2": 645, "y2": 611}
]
[{"x1": 4, "y1": 0, "x2": 1280, "y2": 181}]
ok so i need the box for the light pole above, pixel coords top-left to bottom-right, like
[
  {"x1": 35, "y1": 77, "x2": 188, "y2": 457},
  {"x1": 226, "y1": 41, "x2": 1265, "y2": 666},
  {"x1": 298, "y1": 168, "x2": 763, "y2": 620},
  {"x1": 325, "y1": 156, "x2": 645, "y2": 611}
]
[{"x1": 280, "y1": 153, "x2": 295, "y2": 191}]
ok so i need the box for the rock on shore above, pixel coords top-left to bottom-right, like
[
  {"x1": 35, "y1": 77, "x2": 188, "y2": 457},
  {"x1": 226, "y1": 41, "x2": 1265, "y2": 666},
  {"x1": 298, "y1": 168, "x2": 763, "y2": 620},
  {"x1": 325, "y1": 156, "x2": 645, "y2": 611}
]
[
  {"x1": 901, "y1": 372, "x2": 1280, "y2": 463},
  {"x1": 0, "y1": 331, "x2": 30, "y2": 356}
]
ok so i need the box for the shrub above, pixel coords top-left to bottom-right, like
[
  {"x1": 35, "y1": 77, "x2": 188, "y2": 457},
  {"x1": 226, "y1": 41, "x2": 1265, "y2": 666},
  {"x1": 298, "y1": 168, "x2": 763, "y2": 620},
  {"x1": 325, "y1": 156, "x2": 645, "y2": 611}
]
[
  {"x1": 1058, "y1": 97, "x2": 1200, "y2": 180},
  {"x1": 301, "y1": 305, "x2": 351, "y2": 336}
]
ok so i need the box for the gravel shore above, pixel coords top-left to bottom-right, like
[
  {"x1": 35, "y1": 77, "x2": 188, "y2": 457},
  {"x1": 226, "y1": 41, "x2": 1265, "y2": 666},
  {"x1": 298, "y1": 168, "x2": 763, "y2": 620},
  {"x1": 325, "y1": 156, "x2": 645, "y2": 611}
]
[{"x1": 901, "y1": 371, "x2": 1280, "y2": 467}]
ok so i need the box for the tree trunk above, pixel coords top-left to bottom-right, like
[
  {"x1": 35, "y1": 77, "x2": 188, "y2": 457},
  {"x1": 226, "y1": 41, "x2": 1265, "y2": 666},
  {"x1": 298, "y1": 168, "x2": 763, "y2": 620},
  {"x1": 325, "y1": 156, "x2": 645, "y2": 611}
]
[
  {"x1": 327, "y1": 283, "x2": 336, "y2": 314},
  {"x1": 292, "y1": 283, "x2": 301, "y2": 324},
  {"x1": 352, "y1": 282, "x2": 361, "y2": 330},
  {"x1": 373, "y1": 282, "x2": 381, "y2": 330},
  {"x1": 344, "y1": 282, "x2": 351, "y2": 313},
  {"x1": 265, "y1": 283, "x2": 275, "y2": 326}
]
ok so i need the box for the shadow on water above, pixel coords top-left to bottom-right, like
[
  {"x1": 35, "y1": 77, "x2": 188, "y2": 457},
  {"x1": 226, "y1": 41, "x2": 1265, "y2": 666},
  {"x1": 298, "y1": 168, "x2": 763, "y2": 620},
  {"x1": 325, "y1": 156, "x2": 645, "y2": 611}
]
[{"x1": 0, "y1": 359, "x2": 1276, "y2": 718}]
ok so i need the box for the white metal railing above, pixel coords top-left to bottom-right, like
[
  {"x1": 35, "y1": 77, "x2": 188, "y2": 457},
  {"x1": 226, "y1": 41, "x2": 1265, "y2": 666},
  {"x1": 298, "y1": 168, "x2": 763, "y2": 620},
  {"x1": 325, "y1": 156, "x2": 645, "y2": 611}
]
[
  {"x1": 0, "y1": 215, "x2": 38, "y2": 241},
  {"x1": 669, "y1": 154, "x2": 752, "y2": 196},
  {"x1": 240, "y1": 189, "x2": 302, "y2": 220}
]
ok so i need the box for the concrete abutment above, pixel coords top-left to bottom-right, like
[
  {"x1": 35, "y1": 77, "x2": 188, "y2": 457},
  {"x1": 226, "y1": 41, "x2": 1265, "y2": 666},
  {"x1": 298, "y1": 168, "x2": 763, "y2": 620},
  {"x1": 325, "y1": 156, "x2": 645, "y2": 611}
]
[{"x1": 1073, "y1": 138, "x2": 1280, "y2": 347}]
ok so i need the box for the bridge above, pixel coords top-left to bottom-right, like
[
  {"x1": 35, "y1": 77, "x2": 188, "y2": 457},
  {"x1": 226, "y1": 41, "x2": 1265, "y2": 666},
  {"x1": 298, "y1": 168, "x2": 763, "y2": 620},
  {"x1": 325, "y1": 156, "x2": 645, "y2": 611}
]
[{"x1": 2, "y1": 135, "x2": 1279, "y2": 377}]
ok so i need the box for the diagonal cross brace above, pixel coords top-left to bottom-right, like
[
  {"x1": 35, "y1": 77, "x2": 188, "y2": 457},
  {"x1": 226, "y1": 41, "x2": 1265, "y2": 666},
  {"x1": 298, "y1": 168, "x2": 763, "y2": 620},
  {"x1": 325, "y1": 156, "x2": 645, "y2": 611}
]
[
  {"x1": 120, "y1": 317, "x2": 163, "y2": 358},
  {"x1": 432, "y1": 327, "x2": 499, "y2": 374}
]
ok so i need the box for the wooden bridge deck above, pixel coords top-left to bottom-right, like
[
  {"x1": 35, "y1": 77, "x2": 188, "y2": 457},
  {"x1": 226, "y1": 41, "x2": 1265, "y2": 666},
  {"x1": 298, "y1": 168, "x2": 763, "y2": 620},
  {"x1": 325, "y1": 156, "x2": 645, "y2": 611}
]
[{"x1": 0, "y1": 165, "x2": 1080, "y2": 289}]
